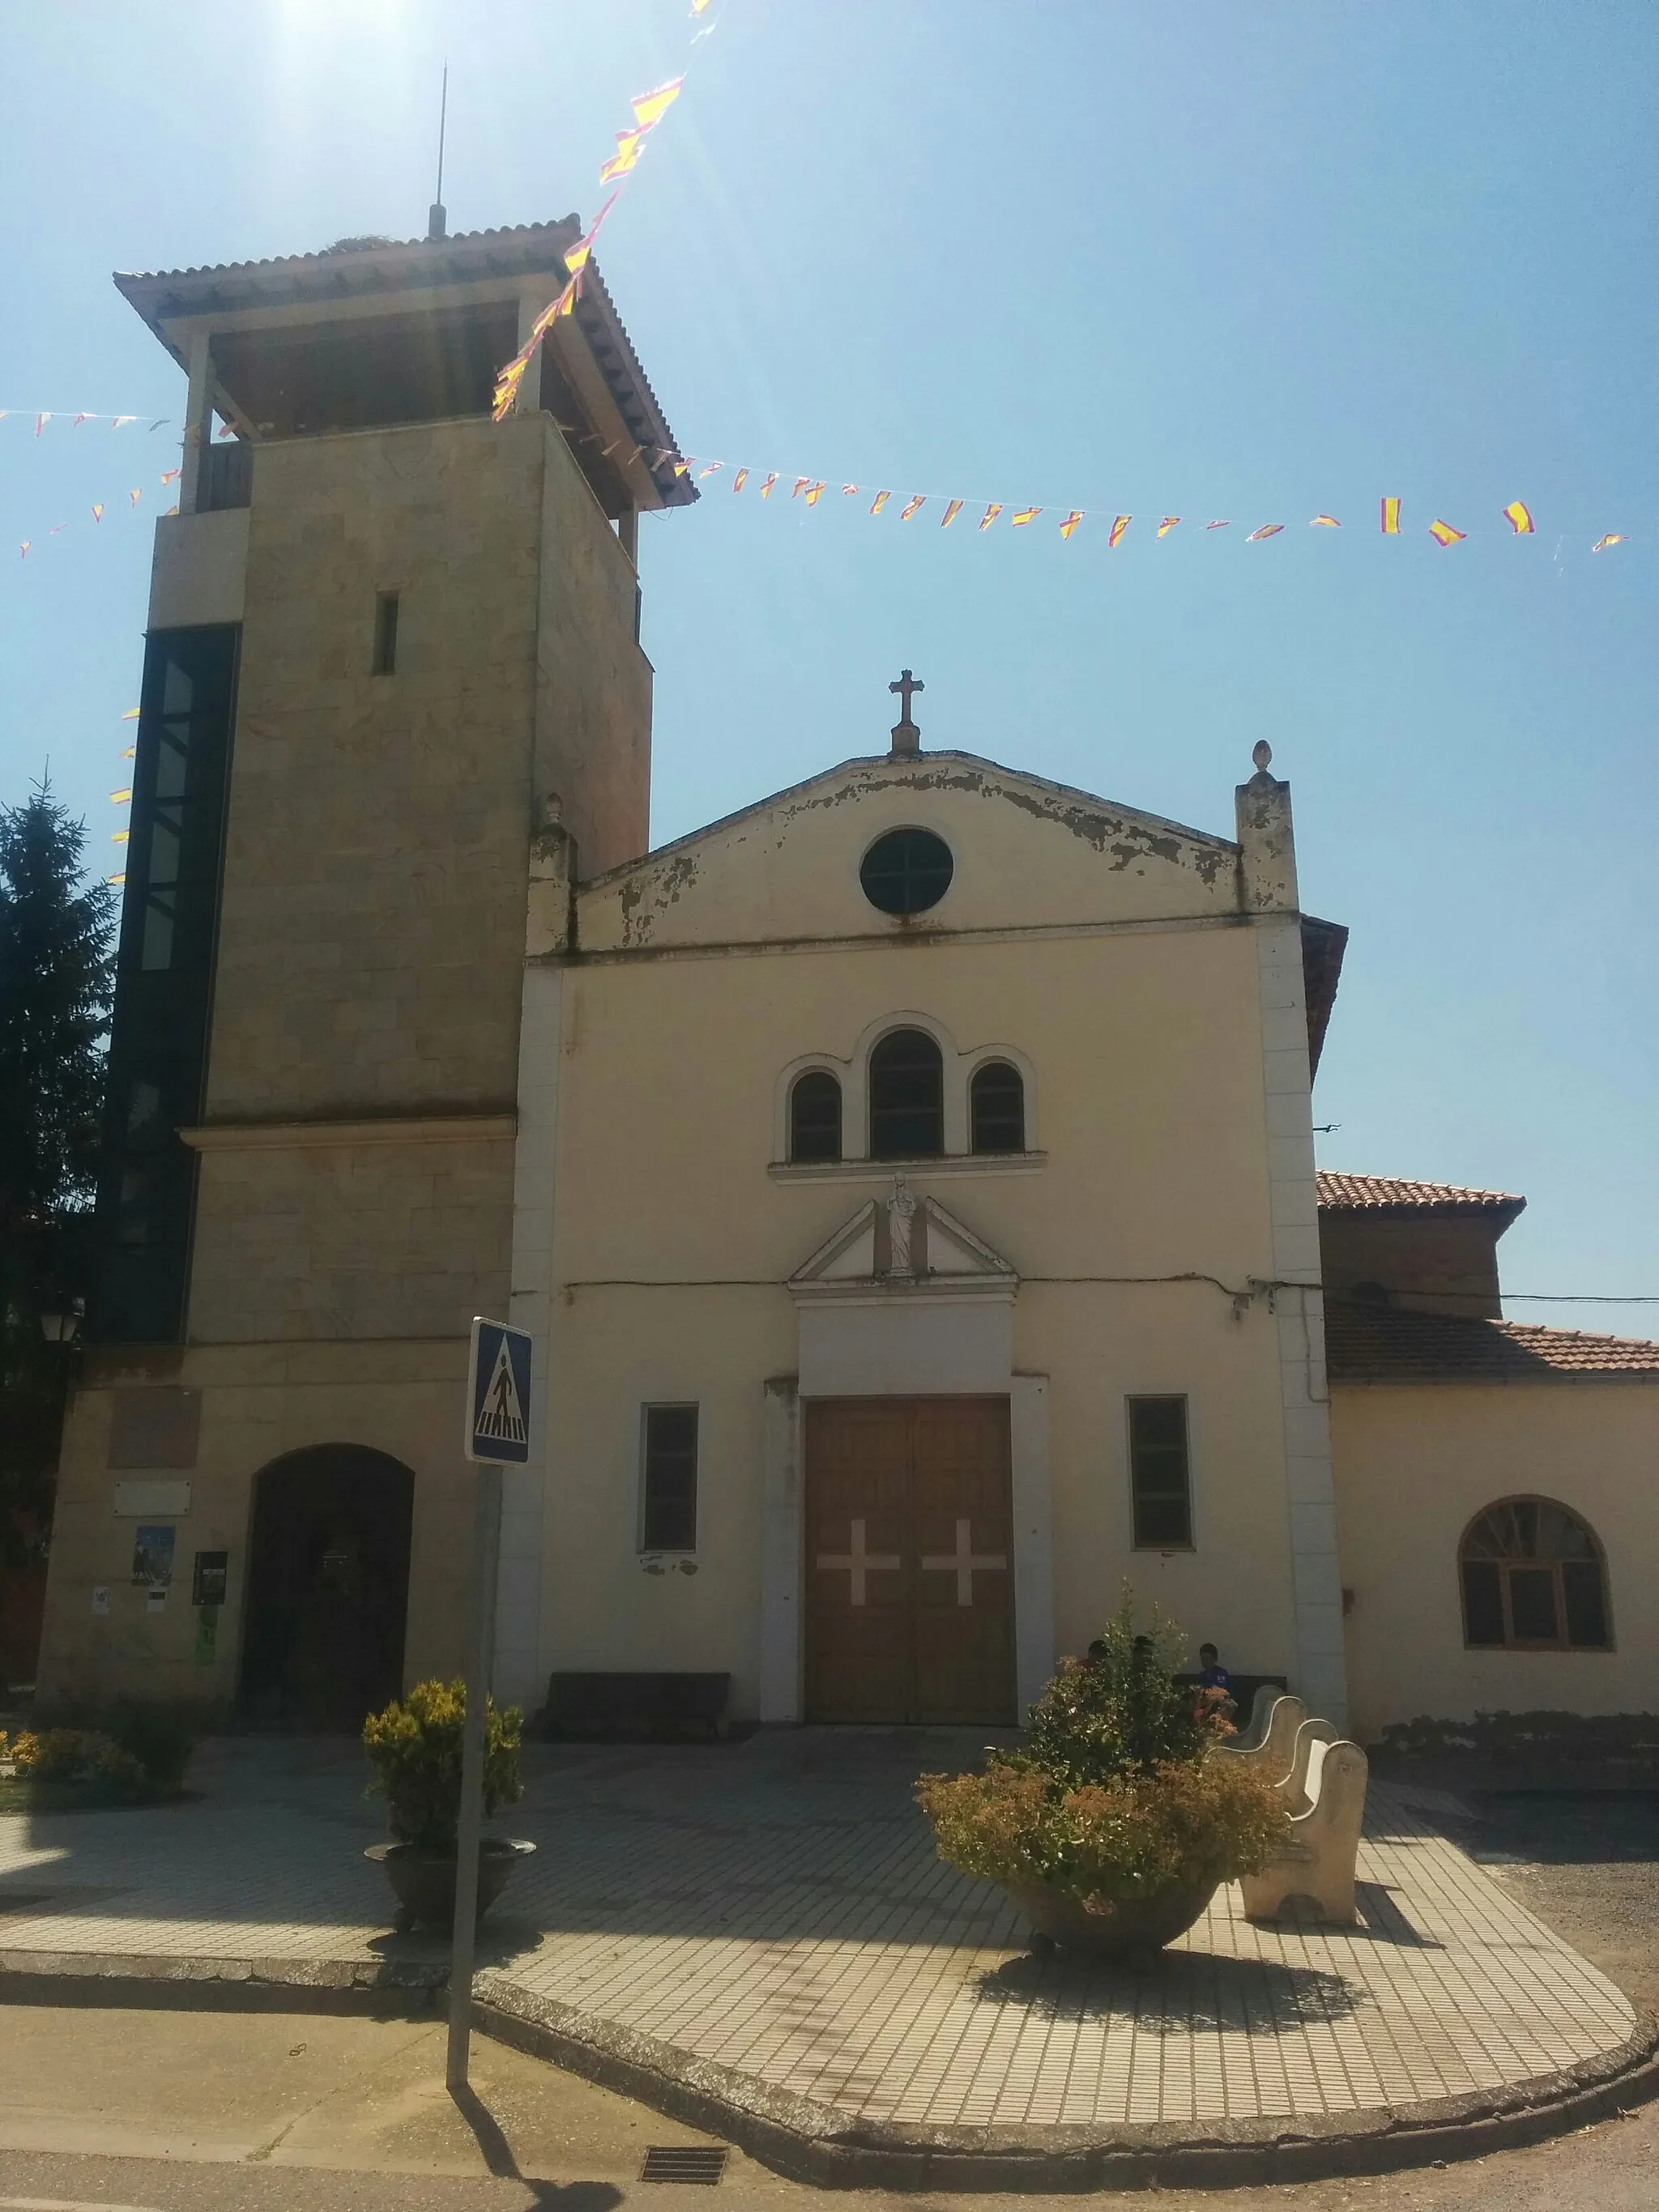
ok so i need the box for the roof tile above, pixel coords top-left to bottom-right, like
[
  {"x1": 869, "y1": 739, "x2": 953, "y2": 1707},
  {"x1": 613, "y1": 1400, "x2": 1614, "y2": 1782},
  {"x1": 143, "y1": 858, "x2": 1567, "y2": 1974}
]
[
  {"x1": 1317, "y1": 1171, "x2": 1525, "y2": 1216},
  {"x1": 1326, "y1": 1302, "x2": 1659, "y2": 1381}
]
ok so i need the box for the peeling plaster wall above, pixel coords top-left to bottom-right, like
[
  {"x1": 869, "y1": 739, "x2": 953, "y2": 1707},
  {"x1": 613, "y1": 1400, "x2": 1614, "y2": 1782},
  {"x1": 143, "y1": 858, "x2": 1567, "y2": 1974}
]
[{"x1": 578, "y1": 754, "x2": 1241, "y2": 955}]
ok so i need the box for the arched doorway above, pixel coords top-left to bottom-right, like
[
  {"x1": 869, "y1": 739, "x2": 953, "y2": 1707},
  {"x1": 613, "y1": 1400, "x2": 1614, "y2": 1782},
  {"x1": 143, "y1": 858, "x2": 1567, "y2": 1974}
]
[{"x1": 239, "y1": 1445, "x2": 415, "y2": 1730}]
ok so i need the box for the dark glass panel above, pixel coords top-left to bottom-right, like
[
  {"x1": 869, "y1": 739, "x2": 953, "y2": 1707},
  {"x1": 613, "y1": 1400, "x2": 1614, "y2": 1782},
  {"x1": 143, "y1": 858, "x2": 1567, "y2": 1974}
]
[
  {"x1": 1128, "y1": 1396, "x2": 1192, "y2": 1549},
  {"x1": 642, "y1": 1405, "x2": 698, "y2": 1552},
  {"x1": 790, "y1": 1071, "x2": 842, "y2": 1163},
  {"x1": 859, "y1": 828, "x2": 953, "y2": 916},
  {"x1": 1508, "y1": 1566, "x2": 1559, "y2": 1642},
  {"x1": 1461, "y1": 1560, "x2": 1505, "y2": 1645},
  {"x1": 869, "y1": 1029, "x2": 943, "y2": 1159},
  {"x1": 91, "y1": 624, "x2": 240, "y2": 1343},
  {"x1": 1562, "y1": 1560, "x2": 1610, "y2": 1647},
  {"x1": 970, "y1": 1061, "x2": 1025, "y2": 1153}
]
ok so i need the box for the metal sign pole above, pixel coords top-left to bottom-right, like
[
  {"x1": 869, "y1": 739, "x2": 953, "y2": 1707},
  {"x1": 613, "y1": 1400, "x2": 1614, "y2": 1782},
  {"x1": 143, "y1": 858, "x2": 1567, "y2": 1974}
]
[{"x1": 446, "y1": 1457, "x2": 503, "y2": 2091}]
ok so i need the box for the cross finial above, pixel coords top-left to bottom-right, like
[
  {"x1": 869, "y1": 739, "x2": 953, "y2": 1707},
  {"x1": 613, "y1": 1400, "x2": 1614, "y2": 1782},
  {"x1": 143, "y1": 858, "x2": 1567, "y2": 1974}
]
[{"x1": 889, "y1": 668, "x2": 923, "y2": 757}]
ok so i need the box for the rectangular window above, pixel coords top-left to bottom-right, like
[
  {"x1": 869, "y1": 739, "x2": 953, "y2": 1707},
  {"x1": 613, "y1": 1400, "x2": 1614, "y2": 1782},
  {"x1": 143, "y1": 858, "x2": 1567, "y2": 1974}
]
[
  {"x1": 1127, "y1": 1396, "x2": 1193, "y2": 1549},
  {"x1": 641, "y1": 1404, "x2": 698, "y2": 1551},
  {"x1": 373, "y1": 592, "x2": 399, "y2": 675}
]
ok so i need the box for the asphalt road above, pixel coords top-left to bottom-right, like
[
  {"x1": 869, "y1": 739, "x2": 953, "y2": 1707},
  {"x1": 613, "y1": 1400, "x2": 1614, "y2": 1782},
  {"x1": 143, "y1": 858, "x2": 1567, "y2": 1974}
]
[{"x1": 0, "y1": 1788, "x2": 1653, "y2": 2210}]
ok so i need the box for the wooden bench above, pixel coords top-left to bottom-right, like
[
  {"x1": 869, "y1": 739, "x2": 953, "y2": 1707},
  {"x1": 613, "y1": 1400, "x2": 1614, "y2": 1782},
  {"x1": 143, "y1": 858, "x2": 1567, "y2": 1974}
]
[
  {"x1": 541, "y1": 1671, "x2": 731, "y2": 1741},
  {"x1": 1240, "y1": 1732, "x2": 1369, "y2": 1924}
]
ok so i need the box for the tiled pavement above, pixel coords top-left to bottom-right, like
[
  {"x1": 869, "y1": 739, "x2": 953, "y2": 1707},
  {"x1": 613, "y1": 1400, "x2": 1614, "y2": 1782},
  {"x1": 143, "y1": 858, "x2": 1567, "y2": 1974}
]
[{"x1": 0, "y1": 1731, "x2": 1640, "y2": 2132}]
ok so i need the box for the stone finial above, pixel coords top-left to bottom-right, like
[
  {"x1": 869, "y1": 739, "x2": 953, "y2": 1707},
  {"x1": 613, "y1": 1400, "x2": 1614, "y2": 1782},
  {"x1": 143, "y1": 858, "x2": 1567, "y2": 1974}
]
[{"x1": 1235, "y1": 745, "x2": 1298, "y2": 914}]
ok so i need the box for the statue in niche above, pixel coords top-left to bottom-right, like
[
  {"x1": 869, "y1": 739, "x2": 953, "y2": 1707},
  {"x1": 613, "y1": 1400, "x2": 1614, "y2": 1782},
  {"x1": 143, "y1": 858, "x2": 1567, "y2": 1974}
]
[{"x1": 887, "y1": 1176, "x2": 919, "y2": 1279}]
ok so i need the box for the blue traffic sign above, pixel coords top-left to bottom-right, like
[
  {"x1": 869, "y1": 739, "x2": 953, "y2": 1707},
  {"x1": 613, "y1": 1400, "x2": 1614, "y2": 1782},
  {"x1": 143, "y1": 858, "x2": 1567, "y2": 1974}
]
[{"x1": 466, "y1": 1317, "x2": 533, "y2": 1465}]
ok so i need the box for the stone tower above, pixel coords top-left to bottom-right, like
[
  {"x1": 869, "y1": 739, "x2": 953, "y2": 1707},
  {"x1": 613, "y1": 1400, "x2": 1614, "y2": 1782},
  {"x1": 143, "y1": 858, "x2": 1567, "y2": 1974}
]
[{"x1": 39, "y1": 220, "x2": 691, "y2": 1720}]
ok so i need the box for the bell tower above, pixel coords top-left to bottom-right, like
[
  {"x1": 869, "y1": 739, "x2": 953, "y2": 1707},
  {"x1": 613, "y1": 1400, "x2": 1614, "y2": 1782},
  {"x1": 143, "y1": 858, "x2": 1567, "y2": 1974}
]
[
  {"x1": 94, "y1": 219, "x2": 694, "y2": 1345},
  {"x1": 38, "y1": 216, "x2": 693, "y2": 1718}
]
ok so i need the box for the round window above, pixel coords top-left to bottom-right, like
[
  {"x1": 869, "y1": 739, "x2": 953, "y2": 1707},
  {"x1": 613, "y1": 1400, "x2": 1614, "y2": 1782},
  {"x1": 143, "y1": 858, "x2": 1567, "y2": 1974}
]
[{"x1": 859, "y1": 827, "x2": 953, "y2": 916}]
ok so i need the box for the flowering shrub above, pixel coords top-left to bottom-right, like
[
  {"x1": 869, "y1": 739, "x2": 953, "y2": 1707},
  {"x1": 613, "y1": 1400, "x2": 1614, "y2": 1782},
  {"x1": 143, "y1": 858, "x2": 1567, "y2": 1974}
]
[
  {"x1": 918, "y1": 1598, "x2": 1286, "y2": 1907},
  {"x1": 6, "y1": 1728, "x2": 147, "y2": 1796},
  {"x1": 362, "y1": 1678, "x2": 523, "y2": 1851}
]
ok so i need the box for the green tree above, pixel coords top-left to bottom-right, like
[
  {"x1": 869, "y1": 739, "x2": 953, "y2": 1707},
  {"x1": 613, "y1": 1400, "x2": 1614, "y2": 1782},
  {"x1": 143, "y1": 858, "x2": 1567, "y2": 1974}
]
[{"x1": 0, "y1": 782, "x2": 116, "y2": 1569}]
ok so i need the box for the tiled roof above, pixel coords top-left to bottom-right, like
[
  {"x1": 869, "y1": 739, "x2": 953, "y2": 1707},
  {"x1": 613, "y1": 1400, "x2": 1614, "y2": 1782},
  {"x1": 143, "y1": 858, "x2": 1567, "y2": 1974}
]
[
  {"x1": 1317, "y1": 1171, "x2": 1525, "y2": 1218},
  {"x1": 117, "y1": 217, "x2": 582, "y2": 289},
  {"x1": 1326, "y1": 1301, "x2": 1659, "y2": 1382}
]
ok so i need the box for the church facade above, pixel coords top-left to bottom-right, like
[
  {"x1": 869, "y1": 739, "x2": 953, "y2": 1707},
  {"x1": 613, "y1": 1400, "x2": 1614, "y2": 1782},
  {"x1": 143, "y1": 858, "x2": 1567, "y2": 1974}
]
[{"x1": 33, "y1": 218, "x2": 1657, "y2": 1738}]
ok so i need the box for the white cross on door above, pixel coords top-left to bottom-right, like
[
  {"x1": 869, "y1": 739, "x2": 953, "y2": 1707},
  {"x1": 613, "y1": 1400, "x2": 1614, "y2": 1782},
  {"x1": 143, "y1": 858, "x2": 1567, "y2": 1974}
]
[
  {"x1": 816, "y1": 1517, "x2": 901, "y2": 1607},
  {"x1": 920, "y1": 1517, "x2": 1009, "y2": 1606}
]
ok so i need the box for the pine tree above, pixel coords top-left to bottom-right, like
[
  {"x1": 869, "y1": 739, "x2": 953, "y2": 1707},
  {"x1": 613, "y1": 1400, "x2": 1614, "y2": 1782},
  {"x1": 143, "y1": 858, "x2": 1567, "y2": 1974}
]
[{"x1": 0, "y1": 782, "x2": 116, "y2": 1570}]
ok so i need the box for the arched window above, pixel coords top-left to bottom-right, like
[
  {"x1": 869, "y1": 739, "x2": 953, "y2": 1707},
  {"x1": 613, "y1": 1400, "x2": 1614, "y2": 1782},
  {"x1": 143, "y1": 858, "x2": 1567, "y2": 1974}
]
[
  {"x1": 869, "y1": 1029, "x2": 944, "y2": 1159},
  {"x1": 789, "y1": 1069, "x2": 842, "y2": 1163},
  {"x1": 1460, "y1": 1498, "x2": 1610, "y2": 1652},
  {"x1": 970, "y1": 1060, "x2": 1025, "y2": 1154}
]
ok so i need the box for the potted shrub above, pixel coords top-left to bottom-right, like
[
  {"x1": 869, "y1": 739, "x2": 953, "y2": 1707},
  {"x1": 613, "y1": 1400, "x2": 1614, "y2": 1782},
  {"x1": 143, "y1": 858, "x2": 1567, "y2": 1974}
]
[
  {"x1": 917, "y1": 1603, "x2": 1287, "y2": 1960},
  {"x1": 361, "y1": 1678, "x2": 533, "y2": 1931}
]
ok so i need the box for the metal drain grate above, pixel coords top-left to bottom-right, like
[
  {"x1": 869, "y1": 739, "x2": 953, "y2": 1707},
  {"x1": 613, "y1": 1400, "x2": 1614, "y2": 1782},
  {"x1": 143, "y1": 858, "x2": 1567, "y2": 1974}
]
[{"x1": 640, "y1": 2144, "x2": 729, "y2": 2184}]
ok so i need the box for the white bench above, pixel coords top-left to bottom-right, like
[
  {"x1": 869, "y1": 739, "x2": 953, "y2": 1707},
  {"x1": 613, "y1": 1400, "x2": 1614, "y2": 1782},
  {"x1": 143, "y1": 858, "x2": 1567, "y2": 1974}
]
[
  {"x1": 1218, "y1": 1690, "x2": 1307, "y2": 1776},
  {"x1": 1240, "y1": 1733, "x2": 1370, "y2": 1924}
]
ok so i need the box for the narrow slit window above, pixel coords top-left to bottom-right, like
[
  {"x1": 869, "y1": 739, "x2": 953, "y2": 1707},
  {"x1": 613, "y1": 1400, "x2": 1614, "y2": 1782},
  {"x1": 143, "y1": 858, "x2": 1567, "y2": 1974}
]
[
  {"x1": 789, "y1": 1070, "x2": 842, "y2": 1162},
  {"x1": 642, "y1": 1404, "x2": 698, "y2": 1552},
  {"x1": 1128, "y1": 1396, "x2": 1193, "y2": 1549},
  {"x1": 373, "y1": 592, "x2": 399, "y2": 676},
  {"x1": 970, "y1": 1060, "x2": 1025, "y2": 1153}
]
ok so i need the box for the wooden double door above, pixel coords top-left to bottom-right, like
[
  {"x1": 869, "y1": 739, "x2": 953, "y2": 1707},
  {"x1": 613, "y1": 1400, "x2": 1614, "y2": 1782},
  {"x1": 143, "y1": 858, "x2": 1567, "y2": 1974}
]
[{"x1": 804, "y1": 1396, "x2": 1016, "y2": 1724}]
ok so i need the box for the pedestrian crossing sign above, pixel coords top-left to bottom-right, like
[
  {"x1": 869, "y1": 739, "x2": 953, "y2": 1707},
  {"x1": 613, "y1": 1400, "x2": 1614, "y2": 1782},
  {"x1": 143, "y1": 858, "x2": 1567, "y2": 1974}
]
[{"x1": 466, "y1": 1317, "x2": 533, "y2": 1465}]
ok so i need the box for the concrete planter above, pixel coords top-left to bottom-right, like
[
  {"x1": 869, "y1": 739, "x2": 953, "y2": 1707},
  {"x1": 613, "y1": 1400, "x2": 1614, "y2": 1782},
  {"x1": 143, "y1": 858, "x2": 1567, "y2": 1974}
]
[
  {"x1": 1004, "y1": 1874, "x2": 1217, "y2": 1960},
  {"x1": 365, "y1": 1837, "x2": 536, "y2": 1932}
]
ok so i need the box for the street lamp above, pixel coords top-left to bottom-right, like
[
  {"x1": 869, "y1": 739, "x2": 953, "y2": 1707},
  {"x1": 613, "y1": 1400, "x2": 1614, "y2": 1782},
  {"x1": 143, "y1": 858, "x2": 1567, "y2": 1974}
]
[{"x1": 38, "y1": 1299, "x2": 84, "y2": 1345}]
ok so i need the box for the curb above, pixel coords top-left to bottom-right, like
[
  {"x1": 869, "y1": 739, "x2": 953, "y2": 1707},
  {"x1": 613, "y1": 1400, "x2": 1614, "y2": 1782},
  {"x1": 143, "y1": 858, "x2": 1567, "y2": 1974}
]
[{"x1": 4, "y1": 1948, "x2": 1657, "y2": 2191}]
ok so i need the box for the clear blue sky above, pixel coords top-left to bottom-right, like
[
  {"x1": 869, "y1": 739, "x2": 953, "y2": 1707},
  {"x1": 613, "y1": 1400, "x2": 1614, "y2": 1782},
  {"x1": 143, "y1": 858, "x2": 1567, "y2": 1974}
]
[{"x1": 2, "y1": 2, "x2": 1655, "y2": 1328}]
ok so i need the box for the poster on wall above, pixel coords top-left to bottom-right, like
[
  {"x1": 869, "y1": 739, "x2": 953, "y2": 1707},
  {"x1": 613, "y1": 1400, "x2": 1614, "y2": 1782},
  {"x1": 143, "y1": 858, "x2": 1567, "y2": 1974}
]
[{"x1": 130, "y1": 1524, "x2": 175, "y2": 1587}]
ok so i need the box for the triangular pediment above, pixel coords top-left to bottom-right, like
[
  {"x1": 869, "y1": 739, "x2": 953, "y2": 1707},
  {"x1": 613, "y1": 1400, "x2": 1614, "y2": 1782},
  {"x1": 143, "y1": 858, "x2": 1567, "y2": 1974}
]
[{"x1": 789, "y1": 1179, "x2": 1017, "y2": 1300}]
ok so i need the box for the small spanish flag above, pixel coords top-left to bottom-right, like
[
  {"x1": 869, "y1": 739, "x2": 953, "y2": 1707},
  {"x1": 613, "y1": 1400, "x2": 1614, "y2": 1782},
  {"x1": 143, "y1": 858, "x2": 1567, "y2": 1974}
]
[
  {"x1": 1503, "y1": 501, "x2": 1535, "y2": 535},
  {"x1": 842, "y1": 484, "x2": 859, "y2": 497},
  {"x1": 91, "y1": 504, "x2": 104, "y2": 522},
  {"x1": 121, "y1": 707, "x2": 140, "y2": 720},
  {"x1": 630, "y1": 78, "x2": 684, "y2": 130},
  {"x1": 1380, "y1": 497, "x2": 1401, "y2": 535},
  {"x1": 121, "y1": 745, "x2": 134, "y2": 758},
  {"x1": 900, "y1": 495, "x2": 926, "y2": 521},
  {"x1": 791, "y1": 478, "x2": 812, "y2": 499},
  {"x1": 869, "y1": 490, "x2": 891, "y2": 515},
  {"x1": 129, "y1": 488, "x2": 141, "y2": 507},
  {"x1": 160, "y1": 468, "x2": 181, "y2": 485},
  {"x1": 599, "y1": 129, "x2": 646, "y2": 182},
  {"x1": 1011, "y1": 506, "x2": 1041, "y2": 526},
  {"x1": 1247, "y1": 524, "x2": 1285, "y2": 541},
  {"x1": 107, "y1": 872, "x2": 126, "y2": 886},
  {"x1": 1107, "y1": 514, "x2": 1130, "y2": 548},
  {"x1": 110, "y1": 788, "x2": 132, "y2": 804},
  {"x1": 759, "y1": 474, "x2": 778, "y2": 498},
  {"x1": 804, "y1": 481, "x2": 826, "y2": 505},
  {"x1": 732, "y1": 469, "x2": 748, "y2": 493},
  {"x1": 1157, "y1": 517, "x2": 1180, "y2": 538},
  {"x1": 699, "y1": 461, "x2": 723, "y2": 478},
  {"x1": 671, "y1": 458, "x2": 691, "y2": 479},
  {"x1": 1591, "y1": 534, "x2": 1626, "y2": 552},
  {"x1": 1059, "y1": 509, "x2": 1085, "y2": 540},
  {"x1": 979, "y1": 503, "x2": 1002, "y2": 531},
  {"x1": 1205, "y1": 519, "x2": 1231, "y2": 531},
  {"x1": 940, "y1": 498, "x2": 964, "y2": 528},
  {"x1": 1427, "y1": 519, "x2": 1466, "y2": 547},
  {"x1": 1309, "y1": 514, "x2": 1341, "y2": 528},
  {"x1": 111, "y1": 829, "x2": 129, "y2": 845}
]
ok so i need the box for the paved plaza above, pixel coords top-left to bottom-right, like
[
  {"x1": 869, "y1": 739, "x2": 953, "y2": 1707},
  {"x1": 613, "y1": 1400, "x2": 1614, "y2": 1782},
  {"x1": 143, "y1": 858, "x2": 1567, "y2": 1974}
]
[{"x1": 0, "y1": 1732, "x2": 1646, "y2": 2151}]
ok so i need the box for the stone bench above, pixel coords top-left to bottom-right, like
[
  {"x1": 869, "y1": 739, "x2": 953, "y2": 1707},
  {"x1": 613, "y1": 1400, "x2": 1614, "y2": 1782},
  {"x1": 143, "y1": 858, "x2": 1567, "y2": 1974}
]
[
  {"x1": 541, "y1": 1670, "x2": 732, "y2": 1741},
  {"x1": 1216, "y1": 1686, "x2": 1307, "y2": 1771},
  {"x1": 1240, "y1": 1729, "x2": 1369, "y2": 1924}
]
